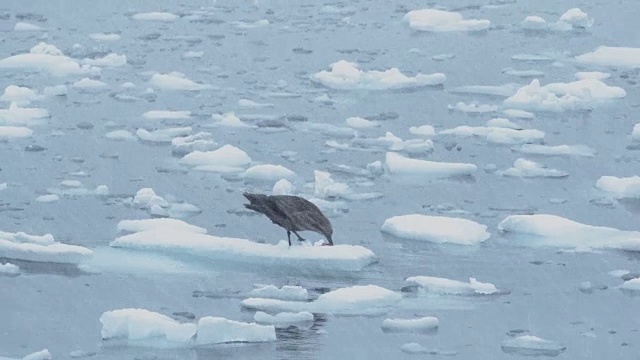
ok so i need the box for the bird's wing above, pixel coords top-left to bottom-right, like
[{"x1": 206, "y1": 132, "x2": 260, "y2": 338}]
[{"x1": 284, "y1": 209, "x2": 324, "y2": 232}]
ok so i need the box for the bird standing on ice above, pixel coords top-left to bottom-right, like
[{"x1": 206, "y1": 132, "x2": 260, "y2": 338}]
[{"x1": 243, "y1": 192, "x2": 334, "y2": 246}]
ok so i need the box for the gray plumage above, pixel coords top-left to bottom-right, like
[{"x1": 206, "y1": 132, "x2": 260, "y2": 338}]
[{"x1": 243, "y1": 192, "x2": 334, "y2": 246}]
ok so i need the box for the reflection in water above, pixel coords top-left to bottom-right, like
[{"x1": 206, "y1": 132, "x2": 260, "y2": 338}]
[
  {"x1": 0, "y1": 257, "x2": 89, "y2": 277},
  {"x1": 275, "y1": 313, "x2": 328, "y2": 360}
]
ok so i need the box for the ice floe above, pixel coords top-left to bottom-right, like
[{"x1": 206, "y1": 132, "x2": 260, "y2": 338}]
[
  {"x1": 496, "y1": 158, "x2": 568, "y2": 178},
  {"x1": 498, "y1": 214, "x2": 640, "y2": 251},
  {"x1": 381, "y1": 317, "x2": 439, "y2": 333},
  {"x1": 73, "y1": 78, "x2": 107, "y2": 90},
  {"x1": 0, "y1": 230, "x2": 92, "y2": 264},
  {"x1": 183, "y1": 51, "x2": 203, "y2": 59},
  {"x1": 0, "y1": 262, "x2": 20, "y2": 276},
  {"x1": 137, "y1": 127, "x2": 191, "y2": 143},
  {"x1": 346, "y1": 116, "x2": 379, "y2": 129},
  {"x1": 238, "y1": 99, "x2": 273, "y2": 108},
  {"x1": 132, "y1": 12, "x2": 179, "y2": 21},
  {"x1": 520, "y1": 8, "x2": 593, "y2": 31},
  {"x1": 0, "y1": 126, "x2": 33, "y2": 138},
  {"x1": 503, "y1": 109, "x2": 535, "y2": 120},
  {"x1": 243, "y1": 164, "x2": 296, "y2": 181},
  {"x1": 595, "y1": 176, "x2": 640, "y2": 199},
  {"x1": 401, "y1": 343, "x2": 456, "y2": 355},
  {"x1": 0, "y1": 42, "x2": 100, "y2": 77},
  {"x1": 105, "y1": 130, "x2": 135, "y2": 141},
  {"x1": 352, "y1": 132, "x2": 434, "y2": 154},
  {"x1": 110, "y1": 218, "x2": 377, "y2": 272},
  {"x1": 1, "y1": 85, "x2": 41, "y2": 105},
  {"x1": 150, "y1": 72, "x2": 210, "y2": 91},
  {"x1": 504, "y1": 79, "x2": 626, "y2": 112},
  {"x1": 248, "y1": 285, "x2": 309, "y2": 301},
  {"x1": 448, "y1": 102, "x2": 498, "y2": 114},
  {"x1": 439, "y1": 124, "x2": 544, "y2": 145},
  {"x1": 142, "y1": 110, "x2": 191, "y2": 120},
  {"x1": 171, "y1": 132, "x2": 216, "y2": 156},
  {"x1": 311, "y1": 60, "x2": 445, "y2": 90},
  {"x1": 385, "y1": 152, "x2": 477, "y2": 179},
  {"x1": 520, "y1": 16, "x2": 547, "y2": 30},
  {"x1": 35, "y1": 194, "x2": 60, "y2": 203},
  {"x1": 253, "y1": 311, "x2": 314, "y2": 326},
  {"x1": 314, "y1": 170, "x2": 350, "y2": 199},
  {"x1": 575, "y1": 71, "x2": 610, "y2": 80},
  {"x1": 576, "y1": 46, "x2": 640, "y2": 68},
  {"x1": 404, "y1": 9, "x2": 490, "y2": 32},
  {"x1": 381, "y1": 214, "x2": 489, "y2": 245},
  {"x1": 501, "y1": 335, "x2": 566, "y2": 357},
  {"x1": 409, "y1": 125, "x2": 435, "y2": 137},
  {"x1": 0, "y1": 103, "x2": 49, "y2": 125},
  {"x1": 14, "y1": 22, "x2": 43, "y2": 31},
  {"x1": 82, "y1": 53, "x2": 126, "y2": 67},
  {"x1": 100, "y1": 308, "x2": 275, "y2": 346},
  {"x1": 1, "y1": 349, "x2": 52, "y2": 360},
  {"x1": 272, "y1": 179, "x2": 296, "y2": 195},
  {"x1": 559, "y1": 8, "x2": 594, "y2": 29},
  {"x1": 89, "y1": 33, "x2": 121, "y2": 41},
  {"x1": 619, "y1": 278, "x2": 640, "y2": 295},
  {"x1": 403, "y1": 276, "x2": 499, "y2": 295},
  {"x1": 232, "y1": 19, "x2": 270, "y2": 29},
  {"x1": 515, "y1": 144, "x2": 596, "y2": 157},
  {"x1": 242, "y1": 285, "x2": 400, "y2": 315},
  {"x1": 211, "y1": 112, "x2": 254, "y2": 128},
  {"x1": 180, "y1": 144, "x2": 252, "y2": 173}
]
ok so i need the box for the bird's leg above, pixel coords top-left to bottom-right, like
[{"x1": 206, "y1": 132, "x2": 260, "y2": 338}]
[
  {"x1": 292, "y1": 230, "x2": 306, "y2": 242},
  {"x1": 287, "y1": 231, "x2": 292, "y2": 246}
]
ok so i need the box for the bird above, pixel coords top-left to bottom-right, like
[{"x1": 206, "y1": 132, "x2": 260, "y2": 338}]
[{"x1": 242, "y1": 192, "x2": 334, "y2": 246}]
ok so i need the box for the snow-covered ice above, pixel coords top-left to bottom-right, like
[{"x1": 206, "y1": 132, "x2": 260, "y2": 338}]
[
  {"x1": 401, "y1": 343, "x2": 456, "y2": 355},
  {"x1": 253, "y1": 311, "x2": 314, "y2": 326},
  {"x1": 132, "y1": 12, "x2": 179, "y2": 21},
  {"x1": 346, "y1": 116, "x2": 379, "y2": 129},
  {"x1": 559, "y1": 8, "x2": 594, "y2": 29},
  {"x1": 150, "y1": 72, "x2": 210, "y2": 91},
  {"x1": 0, "y1": 262, "x2": 20, "y2": 276},
  {"x1": 439, "y1": 125, "x2": 544, "y2": 145},
  {"x1": 243, "y1": 164, "x2": 296, "y2": 181},
  {"x1": 73, "y1": 78, "x2": 107, "y2": 90},
  {"x1": 105, "y1": 130, "x2": 135, "y2": 141},
  {"x1": 238, "y1": 99, "x2": 274, "y2": 108},
  {"x1": 576, "y1": 46, "x2": 640, "y2": 68},
  {"x1": 0, "y1": 230, "x2": 92, "y2": 264},
  {"x1": 142, "y1": 110, "x2": 190, "y2": 120},
  {"x1": 575, "y1": 71, "x2": 610, "y2": 80},
  {"x1": 496, "y1": 158, "x2": 569, "y2": 178},
  {"x1": 180, "y1": 144, "x2": 252, "y2": 172},
  {"x1": 171, "y1": 132, "x2": 216, "y2": 156},
  {"x1": 385, "y1": 152, "x2": 477, "y2": 179},
  {"x1": 0, "y1": 103, "x2": 50, "y2": 125},
  {"x1": 35, "y1": 194, "x2": 60, "y2": 203},
  {"x1": 0, "y1": 126, "x2": 33, "y2": 139},
  {"x1": 248, "y1": 285, "x2": 309, "y2": 301},
  {"x1": 1, "y1": 349, "x2": 52, "y2": 360},
  {"x1": 14, "y1": 22, "x2": 43, "y2": 31},
  {"x1": 515, "y1": 144, "x2": 596, "y2": 157},
  {"x1": 314, "y1": 170, "x2": 350, "y2": 199},
  {"x1": 404, "y1": 9, "x2": 490, "y2": 32},
  {"x1": 404, "y1": 276, "x2": 499, "y2": 295},
  {"x1": 82, "y1": 53, "x2": 126, "y2": 67},
  {"x1": 211, "y1": 112, "x2": 254, "y2": 128},
  {"x1": 1, "y1": 86, "x2": 40, "y2": 105},
  {"x1": 501, "y1": 335, "x2": 566, "y2": 357},
  {"x1": 196, "y1": 316, "x2": 276, "y2": 344},
  {"x1": 595, "y1": 176, "x2": 640, "y2": 199},
  {"x1": 89, "y1": 33, "x2": 121, "y2": 41},
  {"x1": 619, "y1": 278, "x2": 640, "y2": 294},
  {"x1": 448, "y1": 102, "x2": 498, "y2": 114},
  {"x1": 137, "y1": 127, "x2": 191, "y2": 143},
  {"x1": 311, "y1": 60, "x2": 445, "y2": 90},
  {"x1": 409, "y1": 125, "x2": 436, "y2": 137},
  {"x1": 381, "y1": 214, "x2": 489, "y2": 245},
  {"x1": 0, "y1": 42, "x2": 100, "y2": 77},
  {"x1": 381, "y1": 317, "x2": 439, "y2": 333},
  {"x1": 272, "y1": 179, "x2": 295, "y2": 195}
]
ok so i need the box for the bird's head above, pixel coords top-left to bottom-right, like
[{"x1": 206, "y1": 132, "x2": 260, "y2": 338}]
[{"x1": 322, "y1": 228, "x2": 334, "y2": 246}]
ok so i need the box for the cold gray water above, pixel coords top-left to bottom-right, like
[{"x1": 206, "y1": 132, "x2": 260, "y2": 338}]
[{"x1": 1, "y1": 0, "x2": 639, "y2": 359}]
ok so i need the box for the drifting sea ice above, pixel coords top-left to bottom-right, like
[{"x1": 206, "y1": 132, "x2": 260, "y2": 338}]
[
  {"x1": 576, "y1": 46, "x2": 640, "y2": 68},
  {"x1": 136, "y1": 127, "x2": 192, "y2": 143},
  {"x1": 498, "y1": 214, "x2": 640, "y2": 251},
  {"x1": 253, "y1": 311, "x2": 314, "y2": 326},
  {"x1": 142, "y1": 110, "x2": 191, "y2": 120},
  {"x1": 595, "y1": 176, "x2": 640, "y2": 199},
  {"x1": 0, "y1": 42, "x2": 100, "y2": 77},
  {"x1": 381, "y1": 214, "x2": 490, "y2": 245},
  {"x1": 404, "y1": 9, "x2": 490, "y2": 32},
  {"x1": 346, "y1": 116, "x2": 379, "y2": 129},
  {"x1": 14, "y1": 22, "x2": 42, "y2": 31},
  {"x1": 502, "y1": 109, "x2": 535, "y2": 119},
  {"x1": 401, "y1": 343, "x2": 457, "y2": 355},
  {"x1": 0, "y1": 262, "x2": 20, "y2": 276},
  {"x1": 448, "y1": 102, "x2": 498, "y2": 114},
  {"x1": 385, "y1": 152, "x2": 477, "y2": 179},
  {"x1": 0, "y1": 103, "x2": 49, "y2": 125},
  {"x1": 381, "y1": 317, "x2": 439, "y2": 333},
  {"x1": 149, "y1": 72, "x2": 210, "y2": 91},
  {"x1": 619, "y1": 278, "x2": 640, "y2": 295},
  {"x1": 131, "y1": 12, "x2": 179, "y2": 21},
  {"x1": 72, "y1": 78, "x2": 107, "y2": 90},
  {"x1": 231, "y1": 19, "x2": 270, "y2": 29},
  {"x1": 501, "y1": 335, "x2": 566, "y2": 357},
  {"x1": 89, "y1": 33, "x2": 121, "y2": 41},
  {"x1": 248, "y1": 285, "x2": 309, "y2": 301},
  {"x1": 514, "y1": 144, "x2": 596, "y2": 157},
  {"x1": 0, "y1": 230, "x2": 92, "y2": 264},
  {"x1": 496, "y1": 158, "x2": 568, "y2": 178},
  {"x1": 81, "y1": 53, "x2": 126, "y2": 67},
  {"x1": 238, "y1": 99, "x2": 274, "y2": 108},
  {"x1": 110, "y1": 218, "x2": 377, "y2": 272},
  {"x1": 243, "y1": 164, "x2": 296, "y2": 181},
  {"x1": 0, "y1": 126, "x2": 33, "y2": 139},
  {"x1": 105, "y1": 130, "x2": 135, "y2": 141},
  {"x1": 439, "y1": 124, "x2": 544, "y2": 145},
  {"x1": 314, "y1": 170, "x2": 350, "y2": 199},
  {"x1": 311, "y1": 60, "x2": 445, "y2": 90},
  {"x1": 558, "y1": 8, "x2": 594, "y2": 29},
  {"x1": 211, "y1": 112, "x2": 254, "y2": 128},
  {"x1": 0, "y1": 349, "x2": 51, "y2": 360},
  {"x1": 520, "y1": 16, "x2": 547, "y2": 30},
  {"x1": 575, "y1": 71, "x2": 610, "y2": 80},
  {"x1": 35, "y1": 194, "x2": 60, "y2": 203},
  {"x1": 1, "y1": 85, "x2": 40, "y2": 105},
  {"x1": 409, "y1": 125, "x2": 435, "y2": 137},
  {"x1": 272, "y1": 179, "x2": 295, "y2": 195},
  {"x1": 403, "y1": 276, "x2": 499, "y2": 295},
  {"x1": 180, "y1": 144, "x2": 252, "y2": 173},
  {"x1": 171, "y1": 132, "x2": 217, "y2": 156}
]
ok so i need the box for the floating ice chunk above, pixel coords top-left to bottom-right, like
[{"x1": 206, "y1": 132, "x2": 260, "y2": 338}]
[
  {"x1": 313, "y1": 93, "x2": 334, "y2": 104},
  {"x1": 609, "y1": 269, "x2": 630, "y2": 278},
  {"x1": 432, "y1": 53, "x2": 455, "y2": 61},
  {"x1": 521, "y1": 16, "x2": 547, "y2": 30},
  {"x1": 486, "y1": 118, "x2": 522, "y2": 130},
  {"x1": 43, "y1": 85, "x2": 68, "y2": 97},
  {"x1": 619, "y1": 278, "x2": 640, "y2": 294},
  {"x1": 89, "y1": 33, "x2": 121, "y2": 41},
  {"x1": 559, "y1": 8, "x2": 593, "y2": 29},
  {"x1": 21, "y1": 349, "x2": 51, "y2": 360},
  {"x1": 196, "y1": 316, "x2": 275, "y2": 344},
  {"x1": 143, "y1": 110, "x2": 191, "y2": 120},
  {"x1": 183, "y1": 51, "x2": 203, "y2": 59},
  {"x1": 304, "y1": 122, "x2": 356, "y2": 138},
  {"x1": 501, "y1": 335, "x2": 566, "y2": 357},
  {"x1": 231, "y1": 19, "x2": 270, "y2": 29},
  {"x1": 314, "y1": 170, "x2": 350, "y2": 198},
  {"x1": 61, "y1": 180, "x2": 83, "y2": 188},
  {"x1": 575, "y1": 71, "x2": 610, "y2": 80},
  {"x1": 409, "y1": 125, "x2": 436, "y2": 137},
  {"x1": 1, "y1": 85, "x2": 40, "y2": 105},
  {"x1": 133, "y1": 188, "x2": 169, "y2": 209},
  {"x1": 14, "y1": 22, "x2": 42, "y2": 31},
  {"x1": 382, "y1": 214, "x2": 489, "y2": 245},
  {"x1": 137, "y1": 127, "x2": 192, "y2": 143},
  {"x1": 401, "y1": 343, "x2": 456, "y2": 355},
  {"x1": 0, "y1": 42, "x2": 100, "y2": 77},
  {"x1": 449, "y1": 84, "x2": 519, "y2": 97},
  {"x1": 82, "y1": 53, "x2": 126, "y2": 67},
  {"x1": 150, "y1": 72, "x2": 210, "y2": 91},
  {"x1": 211, "y1": 112, "x2": 254, "y2": 128},
  {"x1": 503, "y1": 109, "x2": 535, "y2": 119},
  {"x1": 168, "y1": 203, "x2": 201, "y2": 218},
  {"x1": 633, "y1": 124, "x2": 640, "y2": 142},
  {"x1": 449, "y1": 102, "x2": 498, "y2": 113},
  {"x1": 73, "y1": 78, "x2": 107, "y2": 89},
  {"x1": 243, "y1": 164, "x2": 296, "y2": 181},
  {"x1": 111, "y1": 219, "x2": 377, "y2": 272},
  {"x1": 238, "y1": 99, "x2": 274, "y2": 108},
  {"x1": 0, "y1": 262, "x2": 20, "y2": 275},
  {"x1": 96, "y1": 185, "x2": 109, "y2": 196},
  {"x1": 0, "y1": 230, "x2": 92, "y2": 264},
  {"x1": 497, "y1": 158, "x2": 568, "y2": 178},
  {"x1": 576, "y1": 46, "x2": 640, "y2": 68},
  {"x1": 248, "y1": 285, "x2": 309, "y2": 301},
  {"x1": 132, "y1": 12, "x2": 179, "y2": 21},
  {"x1": 272, "y1": 179, "x2": 295, "y2": 195},
  {"x1": 512, "y1": 54, "x2": 553, "y2": 62},
  {"x1": 36, "y1": 194, "x2": 60, "y2": 203},
  {"x1": 404, "y1": 9, "x2": 490, "y2": 32},
  {"x1": 118, "y1": 218, "x2": 206, "y2": 235},
  {"x1": 502, "y1": 68, "x2": 546, "y2": 77},
  {"x1": 385, "y1": 152, "x2": 476, "y2": 178},
  {"x1": 381, "y1": 317, "x2": 439, "y2": 333},
  {"x1": 504, "y1": 79, "x2": 626, "y2": 112},
  {"x1": 0, "y1": 126, "x2": 33, "y2": 138},
  {"x1": 346, "y1": 117, "x2": 379, "y2": 129},
  {"x1": 100, "y1": 308, "x2": 197, "y2": 343},
  {"x1": 171, "y1": 132, "x2": 217, "y2": 156},
  {"x1": 311, "y1": 60, "x2": 445, "y2": 90},
  {"x1": 253, "y1": 311, "x2": 314, "y2": 326},
  {"x1": 595, "y1": 176, "x2": 640, "y2": 199},
  {"x1": 0, "y1": 102, "x2": 49, "y2": 125},
  {"x1": 498, "y1": 214, "x2": 640, "y2": 250},
  {"x1": 404, "y1": 276, "x2": 498, "y2": 295},
  {"x1": 180, "y1": 145, "x2": 252, "y2": 170},
  {"x1": 105, "y1": 130, "x2": 135, "y2": 141},
  {"x1": 516, "y1": 144, "x2": 595, "y2": 157}
]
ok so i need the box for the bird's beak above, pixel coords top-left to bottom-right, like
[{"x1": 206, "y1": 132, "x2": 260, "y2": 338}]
[{"x1": 326, "y1": 235, "x2": 334, "y2": 246}]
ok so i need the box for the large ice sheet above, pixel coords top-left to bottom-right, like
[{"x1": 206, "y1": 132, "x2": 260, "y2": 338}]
[
  {"x1": 0, "y1": 230, "x2": 92, "y2": 264},
  {"x1": 110, "y1": 219, "x2": 377, "y2": 272},
  {"x1": 381, "y1": 214, "x2": 489, "y2": 245},
  {"x1": 498, "y1": 214, "x2": 640, "y2": 251}
]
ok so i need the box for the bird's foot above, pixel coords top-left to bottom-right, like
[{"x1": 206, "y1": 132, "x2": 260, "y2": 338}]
[
  {"x1": 297, "y1": 237, "x2": 306, "y2": 242},
  {"x1": 321, "y1": 243, "x2": 332, "y2": 246}
]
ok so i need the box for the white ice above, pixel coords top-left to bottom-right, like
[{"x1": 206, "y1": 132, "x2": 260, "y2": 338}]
[
  {"x1": 576, "y1": 46, "x2": 640, "y2": 68},
  {"x1": 211, "y1": 112, "x2": 254, "y2": 128},
  {"x1": 502, "y1": 109, "x2": 535, "y2": 119},
  {"x1": 404, "y1": 276, "x2": 499, "y2": 295},
  {"x1": 89, "y1": 33, "x2": 121, "y2": 42},
  {"x1": 248, "y1": 285, "x2": 309, "y2": 301},
  {"x1": 35, "y1": 194, "x2": 60, "y2": 203},
  {"x1": 501, "y1": 335, "x2": 566, "y2": 357},
  {"x1": 243, "y1": 164, "x2": 296, "y2": 181},
  {"x1": 183, "y1": 51, "x2": 203, "y2": 59},
  {"x1": 381, "y1": 317, "x2": 439, "y2": 333},
  {"x1": 100, "y1": 308, "x2": 197, "y2": 343},
  {"x1": 0, "y1": 126, "x2": 33, "y2": 139},
  {"x1": 346, "y1": 117, "x2": 379, "y2": 129},
  {"x1": 253, "y1": 311, "x2": 314, "y2": 326},
  {"x1": 385, "y1": 152, "x2": 477, "y2": 179},
  {"x1": 448, "y1": 102, "x2": 498, "y2": 114},
  {"x1": 515, "y1": 144, "x2": 596, "y2": 157},
  {"x1": 496, "y1": 158, "x2": 568, "y2": 178},
  {"x1": 231, "y1": 19, "x2": 270, "y2": 29},
  {"x1": 521, "y1": 16, "x2": 547, "y2": 30},
  {"x1": 311, "y1": 60, "x2": 445, "y2": 90},
  {"x1": 272, "y1": 179, "x2": 295, "y2": 195},
  {"x1": 404, "y1": 9, "x2": 490, "y2": 32},
  {"x1": 132, "y1": 12, "x2": 179, "y2": 21},
  {"x1": 180, "y1": 144, "x2": 252, "y2": 173},
  {"x1": 0, "y1": 103, "x2": 50, "y2": 125},
  {"x1": 105, "y1": 130, "x2": 135, "y2": 141},
  {"x1": 150, "y1": 72, "x2": 210, "y2": 91},
  {"x1": 559, "y1": 8, "x2": 594, "y2": 29},
  {"x1": 439, "y1": 125, "x2": 544, "y2": 145},
  {"x1": 1, "y1": 85, "x2": 41, "y2": 105},
  {"x1": 575, "y1": 71, "x2": 610, "y2": 80},
  {"x1": 381, "y1": 214, "x2": 489, "y2": 245},
  {"x1": 72, "y1": 78, "x2": 107, "y2": 90},
  {"x1": 619, "y1": 278, "x2": 640, "y2": 293},
  {"x1": 0, "y1": 229, "x2": 92, "y2": 264},
  {"x1": 111, "y1": 218, "x2": 377, "y2": 272},
  {"x1": 133, "y1": 188, "x2": 169, "y2": 209},
  {"x1": 409, "y1": 125, "x2": 436, "y2": 137},
  {"x1": 314, "y1": 170, "x2": 350, "y2": 199},
  {"x1": 137, "y1": 127, "x2": 192, "y2": 143},
  {"x1": 595, "y1": 176, "x2": 640, "y2": 199},
  {"x1": 0, "y1": 262, "x2": 20, "y2": 275},
  {"x1": 82, "y1": 53, "x2": 126, "y2": 67},
  {"x1": 171, "y1": 132, "x2": 217, "y2": 156},
  {"x1": 0, "y1": 349, "x2": 52, "y2": 360},
  {"x1": 238, "y1": 99, "x2": 274, "y2": 108},
  {"x1": 142, "y1": 110, "x2": 191, "y2": 120},
  {"x1": 498, "y1": 214, "x2": 640, "y2": 251},
  {"x1": 14, "y1": 22, "x2": 42, "y2": 31},
  {"x1": 401, "y1": 343, "x2": 456, "y2": 355},
  {"x1": 0, "y1": 42, "x2": 100, "y2": 77}
]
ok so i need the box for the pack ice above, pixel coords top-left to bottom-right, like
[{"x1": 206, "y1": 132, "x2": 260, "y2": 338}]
[{"x1": 0, "y1": 230, "x2": 92, "y2": 264}]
